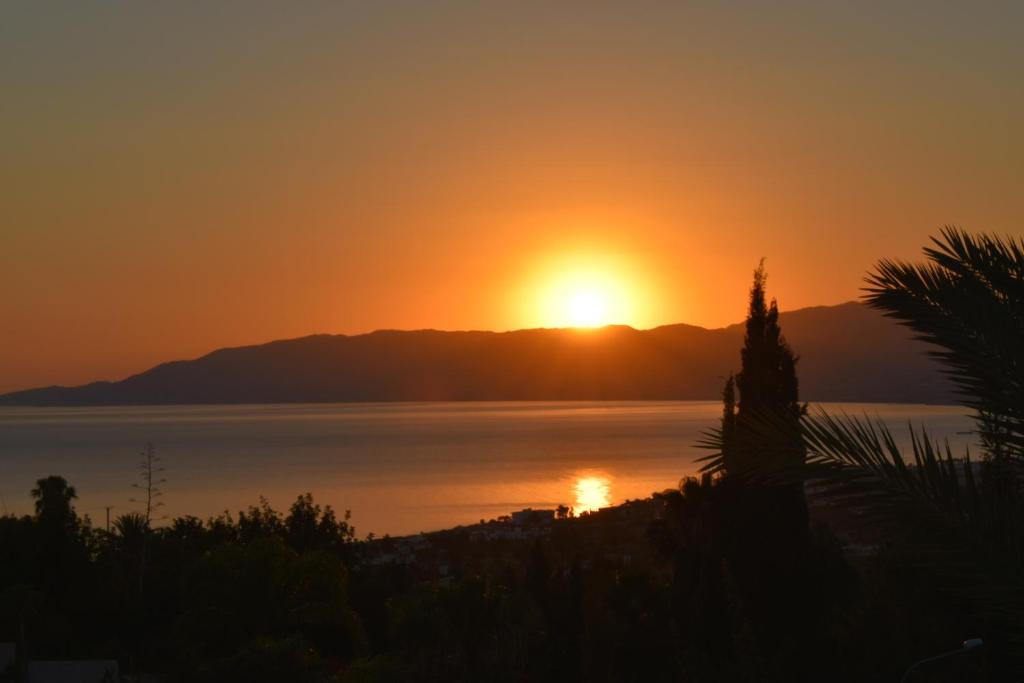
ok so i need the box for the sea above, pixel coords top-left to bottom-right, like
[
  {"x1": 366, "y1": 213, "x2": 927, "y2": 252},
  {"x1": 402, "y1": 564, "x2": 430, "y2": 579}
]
[{"x1": 0, "y1": 401, "x2": 977, "y2": 536}]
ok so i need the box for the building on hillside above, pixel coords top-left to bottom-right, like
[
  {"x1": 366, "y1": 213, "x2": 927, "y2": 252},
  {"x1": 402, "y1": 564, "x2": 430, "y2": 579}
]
[{"x1": 511, "y1": 508, "x2": 555, "y2": 525}]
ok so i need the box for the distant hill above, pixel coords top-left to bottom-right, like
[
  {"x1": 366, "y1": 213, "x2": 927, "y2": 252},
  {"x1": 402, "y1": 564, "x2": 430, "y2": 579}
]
[{"x1": 0, "y1": 302, "x2": 955, "y2": 406}]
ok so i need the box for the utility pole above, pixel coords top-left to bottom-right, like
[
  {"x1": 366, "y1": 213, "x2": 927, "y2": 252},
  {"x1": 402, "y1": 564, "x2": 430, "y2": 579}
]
[{"x1": 105, "y1": 506, "x2": 114, "y2": 533}]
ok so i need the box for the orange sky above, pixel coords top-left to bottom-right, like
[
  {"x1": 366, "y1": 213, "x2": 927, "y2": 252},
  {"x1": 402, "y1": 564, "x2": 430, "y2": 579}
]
[{"x1": 2, "y1": 3, "x2": 1023, "y2": 393}]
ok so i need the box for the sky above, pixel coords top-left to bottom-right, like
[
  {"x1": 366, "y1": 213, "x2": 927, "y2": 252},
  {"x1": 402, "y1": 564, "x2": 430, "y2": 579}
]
[{"x1": 2, "y1": 1, "x2": 1023, "y2": 393}]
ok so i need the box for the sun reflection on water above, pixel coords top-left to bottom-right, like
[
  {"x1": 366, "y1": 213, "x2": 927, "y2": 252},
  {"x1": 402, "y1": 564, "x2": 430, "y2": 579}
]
[{"x1": 574, "y1": 475, "x2": 611, "y2": 513}]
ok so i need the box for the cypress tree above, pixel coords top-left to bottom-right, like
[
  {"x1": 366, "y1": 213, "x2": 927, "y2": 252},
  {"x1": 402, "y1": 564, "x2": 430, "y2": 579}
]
[
  {"x1": 721, "y1": 261, "x2": 809, "y2": 551},
  {"x1": 720, "y1": 375, "x2": 737, "y2": 472},
  {"x1": 708, "y1": 262, "x2": 814, "y2": 677},
  {"x1": 723, "y1": 262, "x2": 806, "y2": 471}
]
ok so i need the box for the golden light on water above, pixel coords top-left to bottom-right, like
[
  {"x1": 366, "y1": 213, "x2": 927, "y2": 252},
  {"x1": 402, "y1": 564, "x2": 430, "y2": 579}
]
[{"x1": 574, "y1": 475, "x2": 611, "y2": 513}]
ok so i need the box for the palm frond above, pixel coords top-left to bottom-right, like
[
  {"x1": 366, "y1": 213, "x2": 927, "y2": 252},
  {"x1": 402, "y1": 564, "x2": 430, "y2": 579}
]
[
  {"x1": 864, "y1": 227, "x2": 1024, "y2": 460},
  {"x1": 809, "y1": 410, "x2": 1024, "y2": 655},
  {"x1": 699, "y1": 405, "x2": 1024, "y2": 657}
]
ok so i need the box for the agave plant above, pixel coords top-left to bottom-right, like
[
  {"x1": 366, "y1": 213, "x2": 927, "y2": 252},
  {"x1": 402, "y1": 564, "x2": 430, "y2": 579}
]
[{"x1": 112, "y1": 511, "x2": 150, "y2": 547}]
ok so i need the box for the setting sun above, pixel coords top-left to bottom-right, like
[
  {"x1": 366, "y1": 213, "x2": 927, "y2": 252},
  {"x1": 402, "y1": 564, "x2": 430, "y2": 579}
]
[
  {"x1": 523, "y1": 250, "x2": 654, "y2": 329},
  {"x1": 539, "y1": 271, "x2": 630, "y2": 329},
  {"x1": 565, "y1": 289, "x2": 610, "y2": 327}
]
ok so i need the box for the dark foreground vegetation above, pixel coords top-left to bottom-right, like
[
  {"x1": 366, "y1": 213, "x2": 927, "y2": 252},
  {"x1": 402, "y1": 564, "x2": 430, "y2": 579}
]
[{"x1": 1, "y1": 228, "x2": 1020, "y2": 681}]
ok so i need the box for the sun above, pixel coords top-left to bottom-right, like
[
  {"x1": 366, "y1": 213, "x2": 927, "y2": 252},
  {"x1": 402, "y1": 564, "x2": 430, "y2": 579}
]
[
  {"x1": 518, "y1": 248, "x2": 659, "y2": 330},
  {"x1": 532, "y1": 264, "x2": 633, "y2": 329},
  {"x1": 565, "y1": 289, "x2": 609, "y2": 327}
]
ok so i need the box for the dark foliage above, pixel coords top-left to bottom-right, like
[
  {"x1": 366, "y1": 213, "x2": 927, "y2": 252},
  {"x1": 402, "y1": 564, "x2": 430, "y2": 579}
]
[
  {"x1": 865, "y1": 228, "x2": 1024, "y2": 461},
  {"x1": 0, "y1": 484, "x2": 361, "y2": 681}
]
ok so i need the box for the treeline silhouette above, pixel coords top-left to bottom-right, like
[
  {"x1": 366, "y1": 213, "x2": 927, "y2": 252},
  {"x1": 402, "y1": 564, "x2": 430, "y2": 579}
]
[
  {"x1": 1, "y1": 481, "x2": 362, "y2": 681},
  {"x1": 1, "y1": 228, "x2": 1019, "y2": 681},
  {"x1": 0, "y1": 475, "x2": 986, "y2": 682}
]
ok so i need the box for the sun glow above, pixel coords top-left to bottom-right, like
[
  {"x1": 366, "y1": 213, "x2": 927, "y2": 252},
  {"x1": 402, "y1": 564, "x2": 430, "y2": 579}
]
[
  {"x1": 536, "y1": 262, "x2": 630, "y2": 327},
  {"x1": 565, "y1": 289, "x2": 609, "y2": 327},
  {"x1": 514, "y1": 239, "x2": 665, "y2": 330},
  {"x1": 574, "y1": 475, "x2": 611, "y2": 514}
]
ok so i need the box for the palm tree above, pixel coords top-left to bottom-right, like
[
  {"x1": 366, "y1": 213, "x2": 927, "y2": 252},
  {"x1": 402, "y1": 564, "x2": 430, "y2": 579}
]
[
  {"x1": 865, "y1": 227, "x2": 1024, "y2": 461},
  {"x1": 30, "y1": 475, "x2": 78, "y2": 531},
  {"x1": 702, "y1": 228, "x2": 1024, "y2": 668}
]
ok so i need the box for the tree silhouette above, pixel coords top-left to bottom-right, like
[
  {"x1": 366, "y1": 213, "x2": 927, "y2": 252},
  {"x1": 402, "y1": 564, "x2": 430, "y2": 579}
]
[
  {"x1": 25, "y1": 476, "x2": 90, "y2": 635},
  {"x1": 686, "y1": 262, "x2": 845, "y2": 680},
  {"x1": 722, "y1": 261, "x2": 806, "y2": 475},
  {"x1": 30, "y1": 476, "x2": 78, "y2": 532},
  {"x1": 799, "y1": 229, "x2": 1024, "y2": 672},
  {"x1": 699, "y1": 229, "x2": 1022, "y2": 674},
  {"x1": 718, "y1": 262, "x2": 808, "y2": 549}
]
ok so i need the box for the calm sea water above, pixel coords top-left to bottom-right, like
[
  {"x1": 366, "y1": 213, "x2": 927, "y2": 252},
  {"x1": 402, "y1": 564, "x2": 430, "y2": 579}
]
[{"x1": 0, "y1": 402, "x2": 977, "y2": 536}]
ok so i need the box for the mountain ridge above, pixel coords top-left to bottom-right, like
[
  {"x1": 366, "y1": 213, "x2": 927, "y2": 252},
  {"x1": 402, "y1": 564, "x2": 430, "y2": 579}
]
[{"x1": 0, "y1": 302, "x2": 956, "y2": 406}]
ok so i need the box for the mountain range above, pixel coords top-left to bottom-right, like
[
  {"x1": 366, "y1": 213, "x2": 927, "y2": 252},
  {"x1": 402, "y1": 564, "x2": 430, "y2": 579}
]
[{"x1": 0, "y1": 302, "x2": 955, "y2": 406}]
